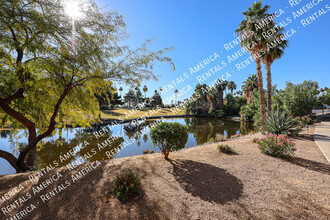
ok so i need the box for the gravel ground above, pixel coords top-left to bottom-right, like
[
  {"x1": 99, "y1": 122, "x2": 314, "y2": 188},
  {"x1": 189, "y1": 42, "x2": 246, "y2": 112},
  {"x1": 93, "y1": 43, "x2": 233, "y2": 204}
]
[{"x1": 0, "y1": 125, "x2": 329, "y2": 220}]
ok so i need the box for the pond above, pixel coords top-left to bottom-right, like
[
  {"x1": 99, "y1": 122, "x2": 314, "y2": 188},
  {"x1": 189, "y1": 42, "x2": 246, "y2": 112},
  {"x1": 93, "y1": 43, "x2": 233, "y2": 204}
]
[{"x1": 0, "y1": 117, "x2": 255, "y2": 175}]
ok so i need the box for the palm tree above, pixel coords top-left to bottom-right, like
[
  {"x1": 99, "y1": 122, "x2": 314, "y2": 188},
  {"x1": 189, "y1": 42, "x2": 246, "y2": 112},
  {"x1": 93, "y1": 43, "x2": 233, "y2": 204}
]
[
  {"x1": 262, "y1": 23, "x2": 288, "y2": 114},
  {"x1": 235, "y1": 0, "x2": 269, "y2": 121},
  {"x1": 222, "y1": 80, "x2": 229, "y2": 96},
  {"x1": 242, "y1": 74, "x2": 258, "y2": 104},
  {"x1": 228, "y1": 81, "x2": 237, "y2": 95},
  {"x1": 174, "y1": 89, "x2": 179, "y2": 105},
  {"x1": 215, "y1": 79, "x2": 226, "y2": 109},
  {"x1": 119, "y1": 87, "x2": 123, "y2": 101},
  {"x1": 143, "y1": 85, "x2": 148, "y2": 100},
  {"x1": 159, "y1": 87, "x2": 163, "y2": 98}
]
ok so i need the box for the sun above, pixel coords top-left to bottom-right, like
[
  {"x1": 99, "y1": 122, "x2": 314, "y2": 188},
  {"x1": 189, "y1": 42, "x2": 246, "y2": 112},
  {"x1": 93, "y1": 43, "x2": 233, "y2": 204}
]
[{"x1": 64, "y1": 0, "x2": 83, "y2": 20}]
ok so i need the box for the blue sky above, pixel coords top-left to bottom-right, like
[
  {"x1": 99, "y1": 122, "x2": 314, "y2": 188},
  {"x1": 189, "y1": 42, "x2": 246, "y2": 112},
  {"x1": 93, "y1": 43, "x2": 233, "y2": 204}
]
[{"x1": 95, "y1": 0, "x2": 330, "y2": 102}]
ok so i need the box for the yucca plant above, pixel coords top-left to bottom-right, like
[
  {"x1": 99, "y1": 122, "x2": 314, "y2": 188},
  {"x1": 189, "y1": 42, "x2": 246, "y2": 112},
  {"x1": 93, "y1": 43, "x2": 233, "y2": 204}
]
[{"x1": 261, "y1": 110, "x2": 300, "y2": 135}]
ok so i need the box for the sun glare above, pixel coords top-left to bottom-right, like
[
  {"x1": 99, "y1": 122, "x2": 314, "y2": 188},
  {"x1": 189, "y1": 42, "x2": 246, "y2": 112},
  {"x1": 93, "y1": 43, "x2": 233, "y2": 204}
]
[{"x1": 64, "y1": 0, "x2": 83, "y2": 20}]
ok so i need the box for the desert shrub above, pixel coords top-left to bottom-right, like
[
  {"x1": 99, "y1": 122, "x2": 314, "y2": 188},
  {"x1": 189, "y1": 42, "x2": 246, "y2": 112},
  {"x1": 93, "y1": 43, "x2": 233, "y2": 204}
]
[
  {"x1": 295, "y1": 116, "x2": 316, "y2": 126},
  {"x1": 217, "y1": 144, "x2": 235, "y2": 154},
  {"x1": 261, "y1": 110, "x2": 300, "y2": 135},
  {"x1": 112, "y1": 169, "x2": 142, "y2": 199},
  {"x1": 150, "y1": 122, "x2": 188, "y2": 159},
  {"x1": 257, "y1": 134, "x2": 296, "y2": 158}
]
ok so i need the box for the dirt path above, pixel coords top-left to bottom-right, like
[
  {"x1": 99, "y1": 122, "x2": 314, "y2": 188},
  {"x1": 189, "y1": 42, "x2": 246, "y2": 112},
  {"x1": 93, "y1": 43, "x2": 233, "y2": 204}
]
[{"x1": 0, "y1": 125, "x2": 329, "y2": 220}]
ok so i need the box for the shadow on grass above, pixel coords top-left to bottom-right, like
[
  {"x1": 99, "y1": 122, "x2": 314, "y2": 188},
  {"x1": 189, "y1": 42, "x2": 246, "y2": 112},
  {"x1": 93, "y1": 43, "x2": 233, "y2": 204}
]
[
  {"x1": 170, "y1": 159, "x2": 243, "y2": 204},
  {"x1": 102, "y1": 110, "x2": 125, "y2": 116},
  {"x1": 284, "y1": 157, "x2": 330, "y2": 175}
]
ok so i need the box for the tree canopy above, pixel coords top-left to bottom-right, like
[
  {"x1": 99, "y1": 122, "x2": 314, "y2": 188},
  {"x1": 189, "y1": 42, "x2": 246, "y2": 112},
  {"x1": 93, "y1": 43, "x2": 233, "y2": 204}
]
[{"x1": 0, "y1": 0, "x2": 174, "y2": 172}]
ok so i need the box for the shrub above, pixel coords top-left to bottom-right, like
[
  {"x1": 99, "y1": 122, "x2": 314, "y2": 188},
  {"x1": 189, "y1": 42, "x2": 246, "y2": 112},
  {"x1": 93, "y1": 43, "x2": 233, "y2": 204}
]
[
  {"x1": 295, "y1": 116, "x2": 316, "y2": 126},
  {"x1": 112, "y1": 169, "x2": 142, "y2": 200},
  {"x1": 240, "y1": 104, "x2": 258, "y2": 122},
  {"x1": 261, "y1": 110, "x2": 300, "y2": 135},
  {"x1": 217, "y1": 144, "x2": 235, "y2": 154},
  {"x1": 207, "y1": 137, "x2": 214, "y2": 143},
  {"x1": 281, "y1": 81, "x2": 319, "y2": 116},
  {"x1": 257, "y1": 134, "x2": 296, "y2": 158},
  {"x1": 150, "y1": 122, "x2": 188, "y2": 159}
]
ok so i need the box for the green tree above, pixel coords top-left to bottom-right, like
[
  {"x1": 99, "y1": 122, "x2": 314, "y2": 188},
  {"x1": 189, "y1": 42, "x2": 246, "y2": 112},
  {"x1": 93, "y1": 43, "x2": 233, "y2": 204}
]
[
  {"x1": 281, "y1": 81, "x2": 319, "y2": 116},
  {"x1": 150, "y1": 122, "x2": 188, "y2": 160},
  {"x1": 143, "y1": 85, "x2": 148, "y2": 100},
  {"x1": 134, "y1": 87, "x2": 143, "y2": 106},
  {"x1": 242, "y1": 74, "x2": 258, "y2": 104},
  {"x1": 174, "y1": 89, "x2": 179, "y2": 105},
  {"x1": 150, "y1": 90, "x2": 163, "y2": 107},
  {"x1": 262, "y1": 23, "x2": 288, "y2": 113},
  {"x1": 119, "y1": 87, "x2": 123, "y2": 101},
  {"x1": 110, "y1": 92, "x2": 122, "y2": 107},
  {"x1": 227, "y1": 81, "x2": 237, "y2": 95},
  {"x1": 0, "y1": 0, "x2": 174, "y2": 172},
  {"x1": 235, "y1": 0, "x2": 269, "y2": 121},
  {"x1": 124, "y1": 89, "x2": 136, "y2": 108}
]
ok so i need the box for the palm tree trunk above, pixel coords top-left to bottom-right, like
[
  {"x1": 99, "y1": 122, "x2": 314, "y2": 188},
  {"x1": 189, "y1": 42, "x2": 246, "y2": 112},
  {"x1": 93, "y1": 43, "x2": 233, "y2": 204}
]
[
  {"x1": 255, "y1": 57, "x2": 266, "y2": 122},
  {"x1": 266, "y1": 63, "x2": 272, "y2": 114}
]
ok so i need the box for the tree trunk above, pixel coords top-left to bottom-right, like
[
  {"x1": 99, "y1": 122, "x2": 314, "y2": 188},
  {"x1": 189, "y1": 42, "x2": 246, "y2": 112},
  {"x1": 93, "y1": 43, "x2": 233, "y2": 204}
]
[
  {"x1": 266, "y1": 63, "x2": 272, "y2": 114},
  {"x1": 26, "y1": 146, "x2": 37, "y2": 167},
  {"x1": 217, "y1": 89, "x2": 224, "y2": 109},
  {"x1": 0, "y1": 150, "x2": 21, "y2": 173},
  {"x1": 163, "y1": 149, "x2": 169, "y2": 160},
  {"x1": 255, "y1": 57, "x2": 266, "y2": 122}
]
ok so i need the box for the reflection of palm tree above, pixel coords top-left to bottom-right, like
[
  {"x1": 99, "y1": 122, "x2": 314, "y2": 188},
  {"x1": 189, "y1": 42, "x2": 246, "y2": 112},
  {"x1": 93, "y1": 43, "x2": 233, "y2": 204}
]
[
  {"x1": 36, "y1": 128, "x2": 125, "y2": 169},
  {"x1": 143, "y1": 134, "x2": 148, "y2": 143},
  {"x1": 78, "y1": 135, "x2": 124, "y2": 161},
  {"x1": 184, "y1": 117, "x2": 225, "y2": 145}
]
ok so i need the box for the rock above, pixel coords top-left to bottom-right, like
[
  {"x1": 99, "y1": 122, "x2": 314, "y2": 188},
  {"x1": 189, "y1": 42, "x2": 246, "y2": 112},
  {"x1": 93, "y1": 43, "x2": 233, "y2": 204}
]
[{"x1": 143, "y1": 150, "x2": 154, "y2": 154}]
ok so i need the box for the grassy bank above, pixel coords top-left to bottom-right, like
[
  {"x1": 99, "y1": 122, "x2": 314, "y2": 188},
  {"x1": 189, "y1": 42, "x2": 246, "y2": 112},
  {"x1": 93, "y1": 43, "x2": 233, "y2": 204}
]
[{"x1": 101, "y1": 108, "x2": 186, "y2": 120}]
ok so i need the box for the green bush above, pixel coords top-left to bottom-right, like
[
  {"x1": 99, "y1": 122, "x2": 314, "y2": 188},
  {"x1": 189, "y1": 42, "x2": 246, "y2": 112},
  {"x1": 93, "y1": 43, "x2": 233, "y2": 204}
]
[
  {"x1": 261, "y1": 110, "x2": 300, "y2": 135},
  {"x1": 224, "y1": 94, "x2": 246, "y2": 116},
  {"x1": 257, "y1": 134, "x2": 296, "y2": 158},
  {"x1": 217, "y1": 144, "x2": 235, "y2": 154},
  {"x1": 112, "y1": 169, "x2": 142, "y2": 200},
  {"x1": 281, "y1": 81, "x2": 319, "y2": 116},
  {"x1": 240, "y1": 104, "x2": 258, "y2": 122},
  {"x1": 150, "y1": 122, "x2": 188, "y2": 159},
  {"x1": 295, "y1": 116, "x2": 316, "y2": 126},
  {"x1": 207, "y1": 137, "x2": 214, "y2": 143}
]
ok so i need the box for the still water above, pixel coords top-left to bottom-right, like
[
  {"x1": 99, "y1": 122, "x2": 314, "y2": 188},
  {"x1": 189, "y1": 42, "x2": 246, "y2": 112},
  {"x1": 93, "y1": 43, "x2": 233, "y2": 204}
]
[{"x1": 0, "y1": 117, "x2": 254, "y2": 175}]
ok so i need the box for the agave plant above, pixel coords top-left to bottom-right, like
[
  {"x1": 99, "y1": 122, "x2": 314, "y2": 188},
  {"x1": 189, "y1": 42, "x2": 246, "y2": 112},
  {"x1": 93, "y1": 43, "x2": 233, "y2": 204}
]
[{"x1": 261, "y1": 110, "x2": 300, "y2": 135}]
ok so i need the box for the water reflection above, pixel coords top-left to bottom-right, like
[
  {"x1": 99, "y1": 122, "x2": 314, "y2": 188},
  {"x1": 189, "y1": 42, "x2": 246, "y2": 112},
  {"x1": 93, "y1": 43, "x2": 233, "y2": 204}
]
[{"x1": 0, "y1": 117, "x2": 254, "y2": 175}]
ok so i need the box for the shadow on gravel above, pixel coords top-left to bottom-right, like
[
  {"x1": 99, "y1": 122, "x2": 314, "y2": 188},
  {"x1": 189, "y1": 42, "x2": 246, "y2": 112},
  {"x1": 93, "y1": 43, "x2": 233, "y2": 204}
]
[
  {"x1": 285, "y1": 157, "x2": 330, "y2": 175},
  {"x1": 170, "y1": 159, "x2": 243, "y2": 204}
]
